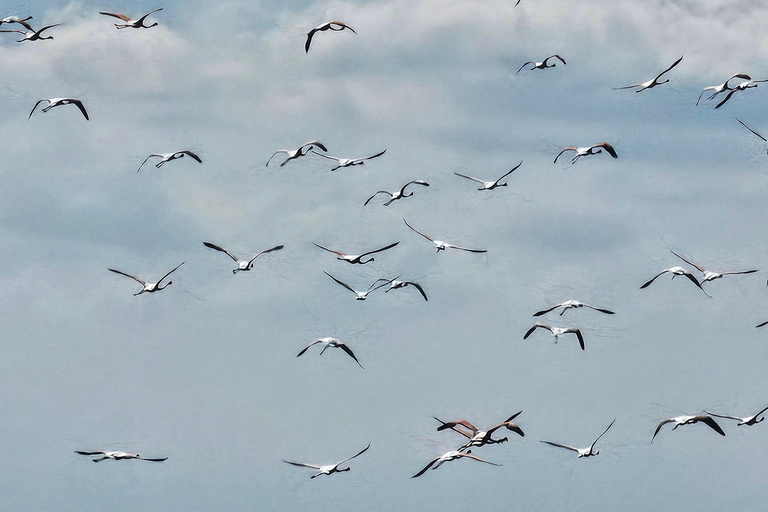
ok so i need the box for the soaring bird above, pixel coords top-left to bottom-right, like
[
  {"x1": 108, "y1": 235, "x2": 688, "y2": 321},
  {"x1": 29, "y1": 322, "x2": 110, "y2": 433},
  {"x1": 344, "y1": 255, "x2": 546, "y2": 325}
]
[
  {"x1": 266, "y1": 141, "x2": 328, "y2": 167},
  {"x1": 614, "y1": 55, "x2": 683, "y2": 92},
  {"x1": 651, "y1": 414, "x2": 725, "y2": 442},
  {"x1": 705, "y1": 406, "x2": 768, "y2": 427},
  {"x1": 533, "y1": 300, "x2": 614, "y2": 317},
  {"x1": 0, "y1": 23, "x2": 60, "y2": 42},
  {"x1": 310, "y1": 149, "x2": 386, "y2": 171},
  {"x1": 434, "y1": 411, "x2": 525, "y2": 450},
  {"x1": 517, "y1": 55, "x2": 566, "y2": 74},
  {"x1": 324, "y1": 271, "x2": 392, "y2": 301},
  {"x1": 203, "y1": 242, "x2": 284, "y2": 274},
  {"x1": 523, "y1": 323, "x2": 585, "y2": 350},
  {"x1": 412, "y1": 450, "x2": 500, "y2": 478},
  {"x1": 541, "y1": 420, "x2": 615, "y2": 458},
  {"x1": 296, "y1": 337, "x2": 364, "y2": 368},
  {"x1": 403, "y1": 218, "x2": 487, "y2": 253},
  {"x1": 714, "y1": 79, "x2": 768, "y2": 109},
  {"x1": 640, "y1": 266, "x2": 711, "y2": 297},
  {"x1": 670, "y1": 250, "x2": 757, "y2": 284},
  {"x1": 0, "y1": 16, "x2": 33, "y2": 30},
  {"x1": 75, "y1": 451, "x2": 167, "y2": 463},
  {"x1": 108, "y1": 262, "x2": 184, "y2": 296},
  {"x1": 372, "y1": 277, "x2": 428, "y2": 301},
  {"x1": 137, "y1": 151, "x2": 202, "y2": 172},
  {"x1": 554, "y1": 143, "x2": 617, "y2": 164},
  {"x1": 454, "y1": 162, "x2": 523, "y2": 190},
  {"x1": 284, "y1": 444, "x2": 369, "y2": 478},
  {"x1": 29, "y1": 98, "x2": 88, "y2": 120},
  {"x1": 99, "y1": 8, "x2": 163, "y2": 29},
  {"x1": 305, "y1": 21, "x2": 356, "y2": 53},
  {"x1": 735, "y1": 117, "x2": 768, "y2": 154},
  {"x1": 696, "y1": 74, "x2": 752, "y2": 106},
  {"x1": 364, "y1": 180, "x2": 429, "y2": 206},
  {"x1": 312, "y1": 241, "x2": 399, "y2": 264}
]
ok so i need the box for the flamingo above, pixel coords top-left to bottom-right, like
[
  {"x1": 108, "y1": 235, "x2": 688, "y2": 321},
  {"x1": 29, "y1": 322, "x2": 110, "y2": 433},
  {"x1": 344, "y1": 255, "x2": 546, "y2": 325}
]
[
  {"x1": 284, "y1": 444, "x2": 369, "y2": 478},
  {"x1": 670, "y1": 250, "x2": 757, "y2": 284},
  {"x1": 28, "y1": 98, "x2": 89, "y2": 120},
  {"x1": 540, "y1": 420, "x2": 615, "y2": 458},
  {"x1": 0, "y1": 23, "x2": 60, "y2": 42},
  {"x1": 523, "y1": 323, "x2": 585, "y2": 350},
  {"x1": 715, "y1": 79, "x2": 768, "y2": 109},
  {"x1": 640, "y1": 266, "x2": 711, "y2": 297},
  {"x1": 266, "y1": 141, "x2": 328, "y2": 167},
  {"x1": 412, "y1": 450, "x2": 500, "y2": 478},
  {"x1": 0, "y1": 16, "x2": 33, "y2": 30},
  {"x1": 305, "y1": 21, "x2": 356, "y2": 53},
  {"x1": 75, "y1": 451, "x2": 167, "y2": 463},
  {"x1": 203, "y1": 242, "x2": 284, "y2": 274},
  {"x1": 533, "y1": 300, "x2": 614, "y2": 317},
  {"x1": 312, "y1": 241, "x2": 399, "y2": 264},
  {"x1": 364, "y1": 180, "x2": 429, "y2": 206},
  {"x1": 324, "y1": 271, "x2": 392, "y2": 301},
  {"x1": 434, "y1": 411, "x2": 525, "y2": 450},
  {"x1": 517, "y1": 55, "x2": 566, "y2": 74},
  {"x1": 403, "y1": 218, "x2": 487, "y2": 253},
  {"x1": 310, "y1": 149, "x2": 386, "y2": 171},
  {"x1": 136, "y1": 151, "x2": 202, "y2": 172},
  {"x1": 372, "y1": 277, "x2": 428, "y2": 301},
  {"x1": 554, "y1": 143, "x2": 617, "y2": 164},
  {"x1": 108, "y1": 262, "x2": 184, "y2": 295},
  {"x1": 296, "y1": 337, "x2": 364, "y2": 368},
  {"x1": 614, "y1": 55, "x2": 683, "y2": 92},
  {"x1": 453, "y1": 162, "x2": 523, "y2": 190},
  {"x1": 696, "y1": 74, "x2": 751, "y2": 106},
  {"x1": 705, "y1": 406, "x2": 768, "y2": 426},
  {"x1": 99, "y1": 8, "x2": 163, "y2": 29},
  {"x1": 651, "y1": 414, "x2": 725, "y2": 442}
]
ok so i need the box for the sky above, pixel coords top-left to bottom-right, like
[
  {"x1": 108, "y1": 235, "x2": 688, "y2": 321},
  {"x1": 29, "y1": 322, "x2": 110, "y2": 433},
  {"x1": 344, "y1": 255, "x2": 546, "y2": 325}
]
[{"x1": 2, "y1": 0, "x2": 768, "y2": 510}]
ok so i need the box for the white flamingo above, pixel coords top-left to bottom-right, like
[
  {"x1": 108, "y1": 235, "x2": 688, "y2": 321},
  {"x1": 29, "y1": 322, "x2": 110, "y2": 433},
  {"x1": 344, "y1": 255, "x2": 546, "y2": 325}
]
[
  {"x1": 715, "y1": 79, "x2": 768, "y2": 109},
  {"x1": 108, "y1": 262, "x2": 184, "y2": 295},
  {"x1": 364, "y1": 180, "x2": 429, "y2": 206},
  {"x1": 554, "y1": 143, "x2": 617, "y2": 164},
  {"x1": 523, "y1": 323, "x2": 585, "y2": 350},
  {"x1": 0, "y1": 23, "x2": 60, "y2": 42},
  {"x1": 203, "y1": 242, "x2": 284, "y2": 273},
  {"x1": 312, "y1": 241, "x2": 399, "y2": 264},
  {"x1": 434, "y1": 411, "x2": 525, "y2": 450},
  {"x1": 454, "y1": 162, "x2": 523, "y2": 190},
  {"x1": 295, "y1": 337, "x2": 364, "y2": 368},
  {"x1": 670, "y1": 250, "x2": 757, "y2": 284},
  {"x1": 305, "y1": 21, "x2": 356, "y2": 53},
  {"x1": 614, "y1": 56, "x2": 683, "y2": 92},
  {"x1": 75, "y1": 450, "x2": 167, "y2": 462},
  {"x1": 651, "y1": 414, "x2": 725, "y2": 442},
  {"x1": 266, "y1": 141, "x2": 328, "y2": 167},
  {"x1": 284, "y1": 444, "x2": 369, "y2": 478},
  {"x1": 640, "y1": 266, "x2": 711, "y2": 297},
  {"x1": 310, "y1": 149, "x2": 386, "y2": 171},
  {"x1": 696, "y1": 74, "x2": 752, "y2": 106},
  {"x1": 28, "y1": 98, "x2": 89, "y2": 120},
  {"x1": 137, "y1": 151, "x2": 202, "y2": 172},
  {"x1": 533, "y1": 300, "x2": 614, "y2": 317},
  {"x1": 517, "y1": 55, "x2": 566, "y2": 74},
  {"x1": 540, "y1": 420, "x2": 615, "y2": 458},
  {"x1": 412, "y1": 450, "x2": 500, "y2": 478},
  {"x1": 705, "y1": 406, "x2": 768, "y2": 426},
  {"x1": 403, "y1": 218, "x2": 487, "y2": 253},
  {"x1": 0, "y1": 16, "x2": 33, "y2": 30},
  {"x1": 324, "y1": 271, "x2": 392, "y2": 301},
  {"x1": 99, "y1": 8, "x2": 163, "y2": 29}
]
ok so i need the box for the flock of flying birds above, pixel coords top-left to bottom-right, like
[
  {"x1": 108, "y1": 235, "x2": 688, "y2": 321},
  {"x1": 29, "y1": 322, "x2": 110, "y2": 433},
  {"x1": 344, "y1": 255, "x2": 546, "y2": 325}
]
[{"x1": 5, "y1": 3, "x2": 768, "y2": 481}]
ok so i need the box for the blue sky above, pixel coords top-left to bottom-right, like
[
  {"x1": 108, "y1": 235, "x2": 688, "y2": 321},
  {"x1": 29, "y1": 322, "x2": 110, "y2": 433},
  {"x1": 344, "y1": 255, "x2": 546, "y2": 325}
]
[{"x1": 2, "y1": 0, "x2": 768, "y2": 510}]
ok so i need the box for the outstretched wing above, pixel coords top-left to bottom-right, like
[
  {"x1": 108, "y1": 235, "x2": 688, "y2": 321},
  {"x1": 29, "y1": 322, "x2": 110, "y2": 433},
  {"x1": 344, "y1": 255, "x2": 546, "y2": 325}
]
[
  {"x1": 70, "y1": 99, "x2": 89, "y2": 120},
  {"x1": 699, "y1": 415, "x2": 726, "y2": 436},
  {"x1": 433, "y1": 417, "x2": 473, "y2": 439},
  {"x1": 454, "y1": 172, "x2": 485, "y2": 184},
  {"x1": 203, "y1": 242, "x2": 240, "y2": 263},
  {"x1": 108, "y1": 268, "x2": 147, "y2": 286},
  {"x1": 651, "y1": 418, "x2": 674, "y2": 443},
  {"x1": 136, "y1": 8, "x2": 163, "y2": 24},
  {"x1": 590, "y1": 419, "x2": 616, "y2": 450},
  {"x1": 247, "y1": 245, "x2": 284, "y2": 265},
  {"x1": 584, "y1": 304, "x2": 615, "y2": 315},
  {"x1": 554, "y1": 147, "x2": 577, "y2": 163},
  {"x1": 284, "y1": 460, "x2": 322, "y2": 469},
  {"x1": 594, "y1": 142, "x2": 618, "y2": 158},
  {"x1": 704, "y1": 411, "x2": 743, "y2": 422},
  {"x1": 304, "y1": 27, "x2": 318, "y2": 53},
  {"x1": 358, "y1": 149, "x2": 386, "y2": 162},
  {"x1": 516, "y1": 61, "x2": 535, "y2": 74},
  {"x1": 137, "y1": 457, "x2": 168, "y2": 462},
  {"x1": 533, "y1": 304, "x2": 561, "y2": 317},
  {"x1": 405, "y1": 282, "x2": 428, "y2": 301},
  {"x1": 179, "y1": 150, "x2": 202, "y2": 163},
  {"x1": 312, "y1": 242, "x2": 345, "y2": 257},
  {"x1": 411, "y1": 457, "x2": 439, "y2": 478},
  {"x1": 324, "y1": 271, "x2": 357, "y2": 295},
  {"x1": 457, "y1": 452, "x2": 501, "y2": 466},
  {"x1": 523, "y1": 324, "x2": 547, "y2": 340},
  {"x1": 496, "y1": 161, "x2": 523, "y2": 182},
  {"x1": 540, "y1": 440, "x2": 580, "y2": 453},
  {"x1": 403, "y1": 218, "x2": 434, "y2": 242},
  {"x1": 359, "y1": 241, "x2": 400, "y2": 258},
  {"x1": 715, "y1": 89, "x2": 738, "y2": 109},
  {"x1": 336, "y1": 443, "x2": 370, "y2": 465},
  {"x1": 670, "y1": 250, "x2": 705, "y2": 273},
  {"x1": 99, "y1": 12, "x2": 132, "y2": 21},
  {"x1": 682, "y1": 272, "x2": 711, "y2": 297},
  {"x1": 158, "y1": 262, "x2": 185, "y2": 284},
  {"x1": 364, "y1": 191, "x2": 391, "y2": 206},
  {"x1": 436, "y1": 419, "x2": 478, "y2": 435},
  {"x1": 136, "y1": 154, "x2": 163, "y2": 173},
  {"x1": 640, "y1": 269, "x2": 669, "y2": 289},
  {"x1": 296, "y1": 339, "x2": 323, "y2": 357},
  {"x1": 735, "y1": 117, "x2": 768, "y2": 142},
  {"x1": 401, "y1": 180, "x2": 429, "y2": 195},
  {"x1": 265, "y1": 150, "x2": 287, "y2": 167},
  {"x1": 571, "y1": 328, "x2": 585, "y2": 350},
  {"x1": 654, "y1": 56, "x2": 683, "y2": 81},
  {"x1": 338, "y1": 343, "x2": 365, "y2": 369},
  {"x1": 444, "y1": 242, "x2": 487, "y2": 253},
  {"x1": 546, "y1": 55, "x2": 566, "y2": 65},
  {"x1": 75, "y1": 450, "x2": 106, "y2": 455},
  {"x1": 28, "y1": 99, "x2": 49, "y2": 119}
]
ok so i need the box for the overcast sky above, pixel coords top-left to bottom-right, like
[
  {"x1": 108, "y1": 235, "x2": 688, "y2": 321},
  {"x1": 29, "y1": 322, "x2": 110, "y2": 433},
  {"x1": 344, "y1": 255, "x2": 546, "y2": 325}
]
[{"x1": 2, "y1": 0, "x2": 768, "y2": 510}]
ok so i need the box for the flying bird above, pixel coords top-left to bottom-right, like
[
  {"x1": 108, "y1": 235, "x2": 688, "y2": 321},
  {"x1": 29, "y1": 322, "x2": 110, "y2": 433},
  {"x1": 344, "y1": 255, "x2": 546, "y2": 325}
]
[
  {"x1": 533, "y1": 300, "x2": 615, "y2": 317},
  {"x1": 523, "y1": 323, "x2": 585, "y2": 350},
  {"x1": 540, "y1": 419, "x2": 615, "y2": 458},
  {"x1": 714, "y1": 79, "x2": 768, "y2": 109},
  {"x1": 640, "y1": 266, "x2": 711, "y2": 297},
  {"x1": 453, "y1": 162, "x2": 523, "y2": 190},
  {"x1": 705, "y1": 406, "x2": 768, "y2": 426},
  {"x1": 554, "y1": 143, "x2": 617, "y2": 164},
  {"x1": 324, "y1": 271, "x2": 392, "y2": 301},
  {"x1": 108, "y1": 262, "x2": 184, "y2": 296},
  {"x1": 696, "y1": 74, "x2": 752, "y2": 106},
  {"x1": 75, "y1": 451, "x2": 167, "y2": 463},
  {"x1": 28, "y1": 98, "x2": 88, "y2": 120},
  {"x1": 203, "y1": 242, "x2": 284, "y2": 274},
  {"x1": 372, "y1": 277, "x2": 428, "y2": 301},
  {"x1": 735, "y1": 117, "x2": 768, "y2": 153},
  {"x1": 651, "y1": 414, "x2": 725, "y2": 443},
  {"x1": 0, "y1": 23, "x2": 60, "y2": 42},
  {"x1": 517, "y1": 55, "x2": 566, "y2": 74},
  {"x1": 312, "y1": 241, "x2": 399, "y2": 264},
  {"x1": 403, "y1": 218, "x2": 487, "y2": 253},
  {"x1": 670, "y1": 250, "x2": 758, "y2": 284},
  {"x1": 310, "y1": 149, "x2": 386, "y2": 171},
  {"x1": 364, "y1": 180, "x2": 429, "y2": 206},
  {"x1": 266, "y1": 141, "x2": 328, "y2": 167},
  {"x1": 614, "y1": 55, "x2": 683, "y2": 92},
  {"x1": 296, "y1": 336, "x2": 364, "y2": 368},
  {"x1": 99, "y1": 8, "x2": 163, "y2": 29},
  {"x1": 0, "y1": 16, "x2": 33, "y2": 30},
  {"x1": 412, "y1": 450, "x2": 500, "y2": 478},
  {"x1": 434, "y1": 411, "x2": 525, "y2": 450},
  {"x1": 284, "y1": 443, "x2": 369, "y2": 478},
  {"x1": 305, "y1": 21, "x2": 356, "y2": 53},
  {"x1": 136, "y1": 151, "x2": 202, "y2": 172}
]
